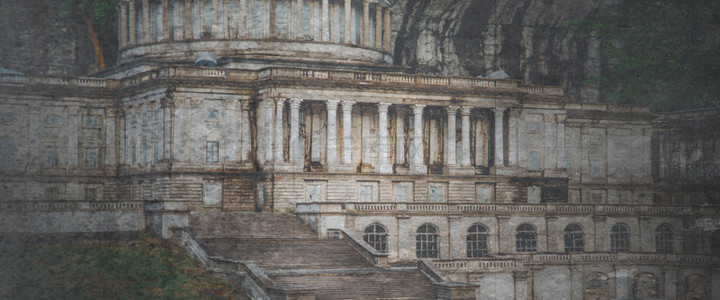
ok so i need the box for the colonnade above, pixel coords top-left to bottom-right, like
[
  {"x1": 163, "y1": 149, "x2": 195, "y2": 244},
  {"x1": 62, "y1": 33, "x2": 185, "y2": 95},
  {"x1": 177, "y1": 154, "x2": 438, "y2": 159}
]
[
  {"x1": 259, "y1": 98, "x2": 508, "y2": 174},
  {"x1": 118, "y1": 0, "x2": 392, "y2": 51}
]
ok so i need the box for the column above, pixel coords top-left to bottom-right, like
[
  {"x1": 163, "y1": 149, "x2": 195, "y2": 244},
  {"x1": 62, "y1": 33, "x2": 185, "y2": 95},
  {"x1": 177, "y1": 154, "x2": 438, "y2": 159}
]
[
  {"x1": 240, "y1": 100, "x2": 252, "y2": 162},
  {"x1": 297, "y1": 0, "x2": 304, "y2": 38},
  {"x1": 162, "y1": 0, "x2": 170, "y2": 40},
  {"x1": 240, "y1": 0, "x2": 247, "y2": 37},
  {"x1": 225, "y1": 100, "x2": 237, "y2": 161},
  {"x1": 446, "y1": 106, "x2": 458, "y2": 166},
  {"x1": 411, "y1": 104, "x2": 427, "y2": 173},
  {"x1": 142, "y1": 0, "x2": 151, "y2": 43},
  {"x1": 461, "y1": 106, "x2": 471, "y2": 167},
  {"x1": 556, "y1": 114, "x2": 566, "y2": 170},
  {"x1": 106, "y1": 108, "x2": 117, "y2": 166},
  {"x1": 119, "y1": 3, "x2": 128, "y2": 48},
  {"x1": 289, "y1": 98, "x2": 303, "y2": 162},
  {"x1": 343, "y1": 0, "x2": 351, "y2": 43},
  {"x1": 212, "y1": 0, "x2": 220, "y2": 37},
  {"x1": 321, "y1": 0, "x2": 329, "y2": 41},
  {"x1": 274, "y1": 98, "x2": 285, "y2": 162},
  {"x1": 222, "y1": 0, "x2": 228, "y2": 38},
  {"x1": 162, "y1": 98, "x2": 172, "y2": 160},
  {"x1": 129, "y1": 0, "x2": 136, "y2": 45},
  {"x1": 68, "y1": 107, "x2": 79, "y2": 166},
  {"x1": 185, "y1": 0, "x2": 193, "y2": 39},
  {"x1": 326, "y1": 100, "x2": 340, "y2": 165},
  {"x1": 374, "y1": 4, "x2": 382, "y2": 48},
  {"x1": 361, "y1": 0, "x2": 369, "y2": 46},
  {"x1": 544, "y1": 115, "x2": 556, "y2": 169},
  {"x1": 508, "y1": 110, "x2": 517, "y2": 166},
  {"x1": 262, "y1": 98, "x2": 274, "y2": 164},
  {"x1": 341, "y1": 101, "x2": 354, "y2": 164},
  {"x1": 493, "y1": 107, "x2": 505, "y2": 167},
  {"x1": 383, "y1": 8, "x2": 391, "y2": 50},
  {"x1": 28, "y1": 105, "x2": 40, "y2": 166},
  {"x1": 377, "y1": 103, "x2": 392, "y2": 173}
]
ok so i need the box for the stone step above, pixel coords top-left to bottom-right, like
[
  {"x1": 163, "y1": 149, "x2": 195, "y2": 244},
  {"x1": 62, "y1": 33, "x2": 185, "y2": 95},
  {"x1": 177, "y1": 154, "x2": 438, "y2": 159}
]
[
  {"x1": 269, "y1": 270, "x2": 437, "y2": 300},
  {"x1": 201, "y1": 238, "x2": 372, "y2": 270},
  {"x1": 188, "y1": 211, "x2": 317, "y2": 239}
]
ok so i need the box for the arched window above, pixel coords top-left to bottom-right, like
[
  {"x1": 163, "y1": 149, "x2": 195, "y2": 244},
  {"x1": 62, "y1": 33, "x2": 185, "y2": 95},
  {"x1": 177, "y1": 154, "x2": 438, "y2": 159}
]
[
  {"x1": 227, "y1": 1, "x2": 240, "y2": 38},
  {"x1": 251, "y1": 1, "x2": 264, "y2": 38},
  {"x1": 466, "y1": 224, "x2": 488, "y2": 258},
  {"x1": 275, "y1": 1, "x2": 288, "y2": 38},
  {"x1": 564, "y1": 224, "x2": 584, "y2": 253},
  {"x1": 611, "y1": 223, "x2": 630, "y2": 252},
  {"x1": 302, "y1": 3, "x2": 311, "y2": 37},
  {"x1": 363, "y1": 224, "x2": 387, "y2": 253},
  {"x1": 655, "y1": 224, "x2": 674, "y2": 253},
  {"x1": 0, "y1": 137, "x2": 14, "y2": 166},
  {"x1": 416, "y1": 224, "x2": 438, "y2": 258},
  {"x1": 515, "y1": 224, "x2": 537, "y2": 252}
]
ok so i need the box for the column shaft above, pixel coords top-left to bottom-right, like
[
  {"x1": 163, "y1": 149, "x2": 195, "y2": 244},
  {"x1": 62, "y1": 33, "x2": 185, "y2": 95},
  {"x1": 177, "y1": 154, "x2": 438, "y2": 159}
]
[
  {"x1": 377, "y1": 103, "x2": 392, "y2": 173},
  {"x1": 411, "y1": 104, "x2": 427, "y2": 173},
  {"x1": 341, "y1": 101, "x2": 354, "y2": 164},
  {"x1": 494, "y1": 108, "x2": 506, "y2": 167},
  {"x1": 275, "y1": 98, "x2": 286, "y2": 162},
  {"x1": 557, "y1": 115, "x2": 566, "y2": 170},
  {"x1": 383, "y1": 8, "x2": 391, "y2": 50},
  {"x1": 240, "y1": 0, "x2": 247, "y2": 37},
  {"x1": 240, "y1": 101, "x2": 252, "y2": 162},
  {"x1": 264, "y1": 99, "x2": 274, "y2": 163},
  {"x1": 508, "y1": 110, "x2": 517, "y2": 166},
  {"x1": 212, "y1": 0, "x2": 220, "y2": 37},
  {"x1": 119, "y1": 3, "x2": 128, "y2": 48},
  {"x1": 68, "y1": 108, "x2": 79, "y2": 166},
  {"x1": 129, "y1": 0, "x2": 136, "y2": 45},
  {"x1": 446, "y1": 106, "x2": 458, "y2": 166},
  {"x1": 461, "y1": 107, "x2": 471, "y2": 167},
  {"x1": 185, "y1": 0, "x2": 193, "y2": 39},
  {"x1": 326, "y1": 100, "x2": 340, "y2": 164},
  {"x1": 289, "y1": 99, "x2": 303, "y2": 162},
  {"x1": 321, "y1": 0, "x2": 329, "y2": 41},
  {"x1": 361, "y1": 0, "x2": 369, "y2": 46},
  {"x1": 374, "y1": 4, "x2": 382, "y2": 48},
  {"x1": 297, "y1": 0, "x2": 304, "y2": 38},
  {"x1": 162, "y1": 0, "x2": 170, "y2": 40},
  {"x1": 142, "y1": 0, "x2": 151, "y2": 43},
  {"x1": 344, "y1": 0, "x2": 351, "y2": 43}
]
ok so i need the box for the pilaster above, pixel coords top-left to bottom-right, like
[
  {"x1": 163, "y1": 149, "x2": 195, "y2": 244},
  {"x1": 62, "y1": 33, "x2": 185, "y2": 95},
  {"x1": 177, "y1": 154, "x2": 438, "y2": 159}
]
[
  {"x1": 411, "y1": 104, "x2": 427, "y2": 174},
  {"x1": 376, "y1": 102, "x2": 392, "y2": 174},
  {"x1": 341, "y1": 101, "x2": 354, "y2": 165},
  {"x1": 325, "y1": 100, "x2": 340, "y2": 169},
  {"x1": 493, "y1": 107, "x2": 506, "y2": 167}
]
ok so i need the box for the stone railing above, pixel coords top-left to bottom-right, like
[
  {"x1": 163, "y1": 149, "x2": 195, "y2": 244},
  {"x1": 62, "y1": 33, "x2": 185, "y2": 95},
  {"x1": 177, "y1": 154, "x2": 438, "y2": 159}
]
[
  {"x1": 295, "y1": 202, "x2": 696, "y2": 216},
  {"x1": 0, "y1": 73, "x2": 119, "y2": 88},
  {"x1": 0, "y1": 201, "x2": 143, "y2": 211},
  {"x1": 432, "y1": 253, "x2": 719, "y2": 271},
  {"x1": 565, "y1": 103, "x2": 651, "y2": 113},
  {"x1": 116, "y1": 66, "x2": 564, "y2": 97}
]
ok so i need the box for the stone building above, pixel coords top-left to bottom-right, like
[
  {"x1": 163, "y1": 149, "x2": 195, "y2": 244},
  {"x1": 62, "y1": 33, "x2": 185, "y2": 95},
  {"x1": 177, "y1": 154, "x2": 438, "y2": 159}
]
[{"x1": 1, "y1": 0, "x2": 719, "y2": 299}]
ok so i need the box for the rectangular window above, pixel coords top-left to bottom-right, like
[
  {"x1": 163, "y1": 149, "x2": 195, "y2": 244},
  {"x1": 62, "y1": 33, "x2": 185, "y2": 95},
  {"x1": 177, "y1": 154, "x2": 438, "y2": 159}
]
[
  {"x1": 46, "y1": 147, "x2": 59, "y2": 167},
  {"x1": 357, "y1": 182, "x2": 378, "y2": 202},
  {"x1": 476, "y1": 184, "x2": 493, "y2": 203},
  {"x1": 85, "y1": 148, "x2": 98, "y2": 167},
  {"x1": 85, "y1": 187, "x2": 98, "y2": 201},
  {"x1": 85, "y1": 116, "x2": 99, "y2": 127},
  {"x1": 203, "y1": 182, "x2": 222, "y2": 206},
  {"x1": 142, "y1": 143, "x2": 149, "y2": 163},
  {"x1": 207, "y1": 109, "x2": 219, "y2": 119},
  {"x1": 528, "y1": 151, "x2": 540, "y2": 171},
  {"x1": 528, "y1": 186, "x2": 541, "y2": 203},
  {"x1": 154, "y1": 142, "x2": 160, "y2": 162},
  {"x1": 428, "y1": 183, "x2": 446, "y2": 203},
  {"x1": 206, "y1": 141, "x2": 219, "y2": 162},
  {"x1": 393, "y1": 182, "x2": 413, "y2": 202},
  {"x1": 45, "y1": 187, "x2": 60, "y2": 201}
]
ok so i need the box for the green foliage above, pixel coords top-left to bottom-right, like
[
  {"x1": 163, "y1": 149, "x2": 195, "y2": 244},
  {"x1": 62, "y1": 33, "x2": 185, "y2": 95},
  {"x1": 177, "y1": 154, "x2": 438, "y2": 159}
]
[
  {"x1": 568, "y1": 0, "x2": 720, "y2": 111},
  {"x1": 0, "y1": 236, "x2": 239, "y2": 299},
  {"x1": 59, "y1": 0, "x2": 118, "y2": 24}
]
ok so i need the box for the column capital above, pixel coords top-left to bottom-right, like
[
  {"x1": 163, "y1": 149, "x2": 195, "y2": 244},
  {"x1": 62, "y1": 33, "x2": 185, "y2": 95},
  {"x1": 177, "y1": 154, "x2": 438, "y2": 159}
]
[
  {"x1": 413, "y1": 104, "x2": 426, "y2": 114},
  {"x1": 494, "y1": 107, "x2": 507, "y2": 113},
  {"x1": 555, "y1": 114, "x2": 567, "y2": 123},
  {"x1": 326, "y1": 99, "x2": 340, "y2": 109},
  {"x1": 461, "y1": 106, "x2": 472, "y2": 116},
  {"x1": 341, "y1": 100, "x2": 355, "y2": 111},
  {"x1": 190, "y1": 98, "x2": 203, "y2": 107},
  {"x1": 446, "y1": 105, "x2": 459, "y2": 113},
  {"x1": 28, "y1": 104, "x2": 42, "y2": 113},
  {"x1": 377, "y1": 102, "x2": 391, "y2": 113},
  {"x1": 275, "y1": 97, "x2": 287, "y2": 105},
  {"x1": 106, "y1": 107, "x2": 118, "y2": 118},
  {"x1": 160, "y1": 97, "x2": 173, "y2": 108},
  {"x1": 289, "y1": 98, "x2": 303, "y2": 109}
]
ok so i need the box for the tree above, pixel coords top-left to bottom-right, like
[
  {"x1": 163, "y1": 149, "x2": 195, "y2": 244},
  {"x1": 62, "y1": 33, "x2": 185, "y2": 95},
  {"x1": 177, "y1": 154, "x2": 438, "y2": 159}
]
[
  {"x1": 59, "y1": 0, "x2": 118, "y2": 71},
  {"x1": 569, "y1": 0, "x2": 720, "y2": 111}
]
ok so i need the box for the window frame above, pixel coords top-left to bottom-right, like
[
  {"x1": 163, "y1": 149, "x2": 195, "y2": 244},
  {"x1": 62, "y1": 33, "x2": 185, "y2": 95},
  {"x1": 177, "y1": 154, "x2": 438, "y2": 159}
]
[
  {"x1": 466, "y1": 224, "x2": 489, "y2": 258},
  {"x1": 416, "y1": 223, "x2": 438, "y2": 258},
  {"x1": 206, "y1": 141, "x2": 219, "y2": 162},
  {"x1": 610, "y1": 223, "x2": 630, "y2": 252},
  {"x1": 564, "y1": 223, "x2": 585, "y2": 253},
  {"x1": 363, "y1": 223, "x2": 388, "y2": 253},
  {"x1": 655, "y1": 224, "x2": 674, "y2": 253},
  {"x1": 515, "y1": 223, "x2": 537, "y2": 253}
]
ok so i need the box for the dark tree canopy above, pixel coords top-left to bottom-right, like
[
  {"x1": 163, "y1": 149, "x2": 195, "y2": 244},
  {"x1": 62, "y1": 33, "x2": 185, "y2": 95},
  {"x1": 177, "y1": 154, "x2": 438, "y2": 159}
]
[{"x1": 569, "y1": 0, "x2": 720, "y2": 112}]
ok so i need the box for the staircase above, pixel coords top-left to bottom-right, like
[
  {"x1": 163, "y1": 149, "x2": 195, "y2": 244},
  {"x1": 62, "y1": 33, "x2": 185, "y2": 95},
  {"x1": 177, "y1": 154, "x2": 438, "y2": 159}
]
[{"x1": 186, "y1": 211, "x2": 440, "y2": 299}]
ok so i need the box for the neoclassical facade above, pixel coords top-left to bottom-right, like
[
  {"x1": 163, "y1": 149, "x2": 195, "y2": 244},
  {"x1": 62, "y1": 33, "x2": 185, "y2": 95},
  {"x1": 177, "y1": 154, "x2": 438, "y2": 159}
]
[{"x1": 1, "y1": 0, "x2": 719, "y2": 299}]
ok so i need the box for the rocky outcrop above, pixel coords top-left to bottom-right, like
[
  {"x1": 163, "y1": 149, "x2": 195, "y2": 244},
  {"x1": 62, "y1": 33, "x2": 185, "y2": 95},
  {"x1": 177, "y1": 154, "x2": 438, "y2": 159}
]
[{"x1": 392, "y1": 0, "x2": 624, "y2": 102}]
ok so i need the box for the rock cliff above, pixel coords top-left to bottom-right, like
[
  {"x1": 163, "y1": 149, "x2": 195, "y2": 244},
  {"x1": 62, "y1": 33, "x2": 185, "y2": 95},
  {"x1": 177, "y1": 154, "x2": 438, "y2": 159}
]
[{"x1": 392, "y1": 0, "x2": 623, "y2": 102}]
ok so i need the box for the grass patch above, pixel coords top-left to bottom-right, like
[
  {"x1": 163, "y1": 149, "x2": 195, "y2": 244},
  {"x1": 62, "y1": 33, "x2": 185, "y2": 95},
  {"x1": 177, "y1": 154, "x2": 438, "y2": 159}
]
[{"x1": 0, "y1": 234, "x2": 244, "y2": 299}]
